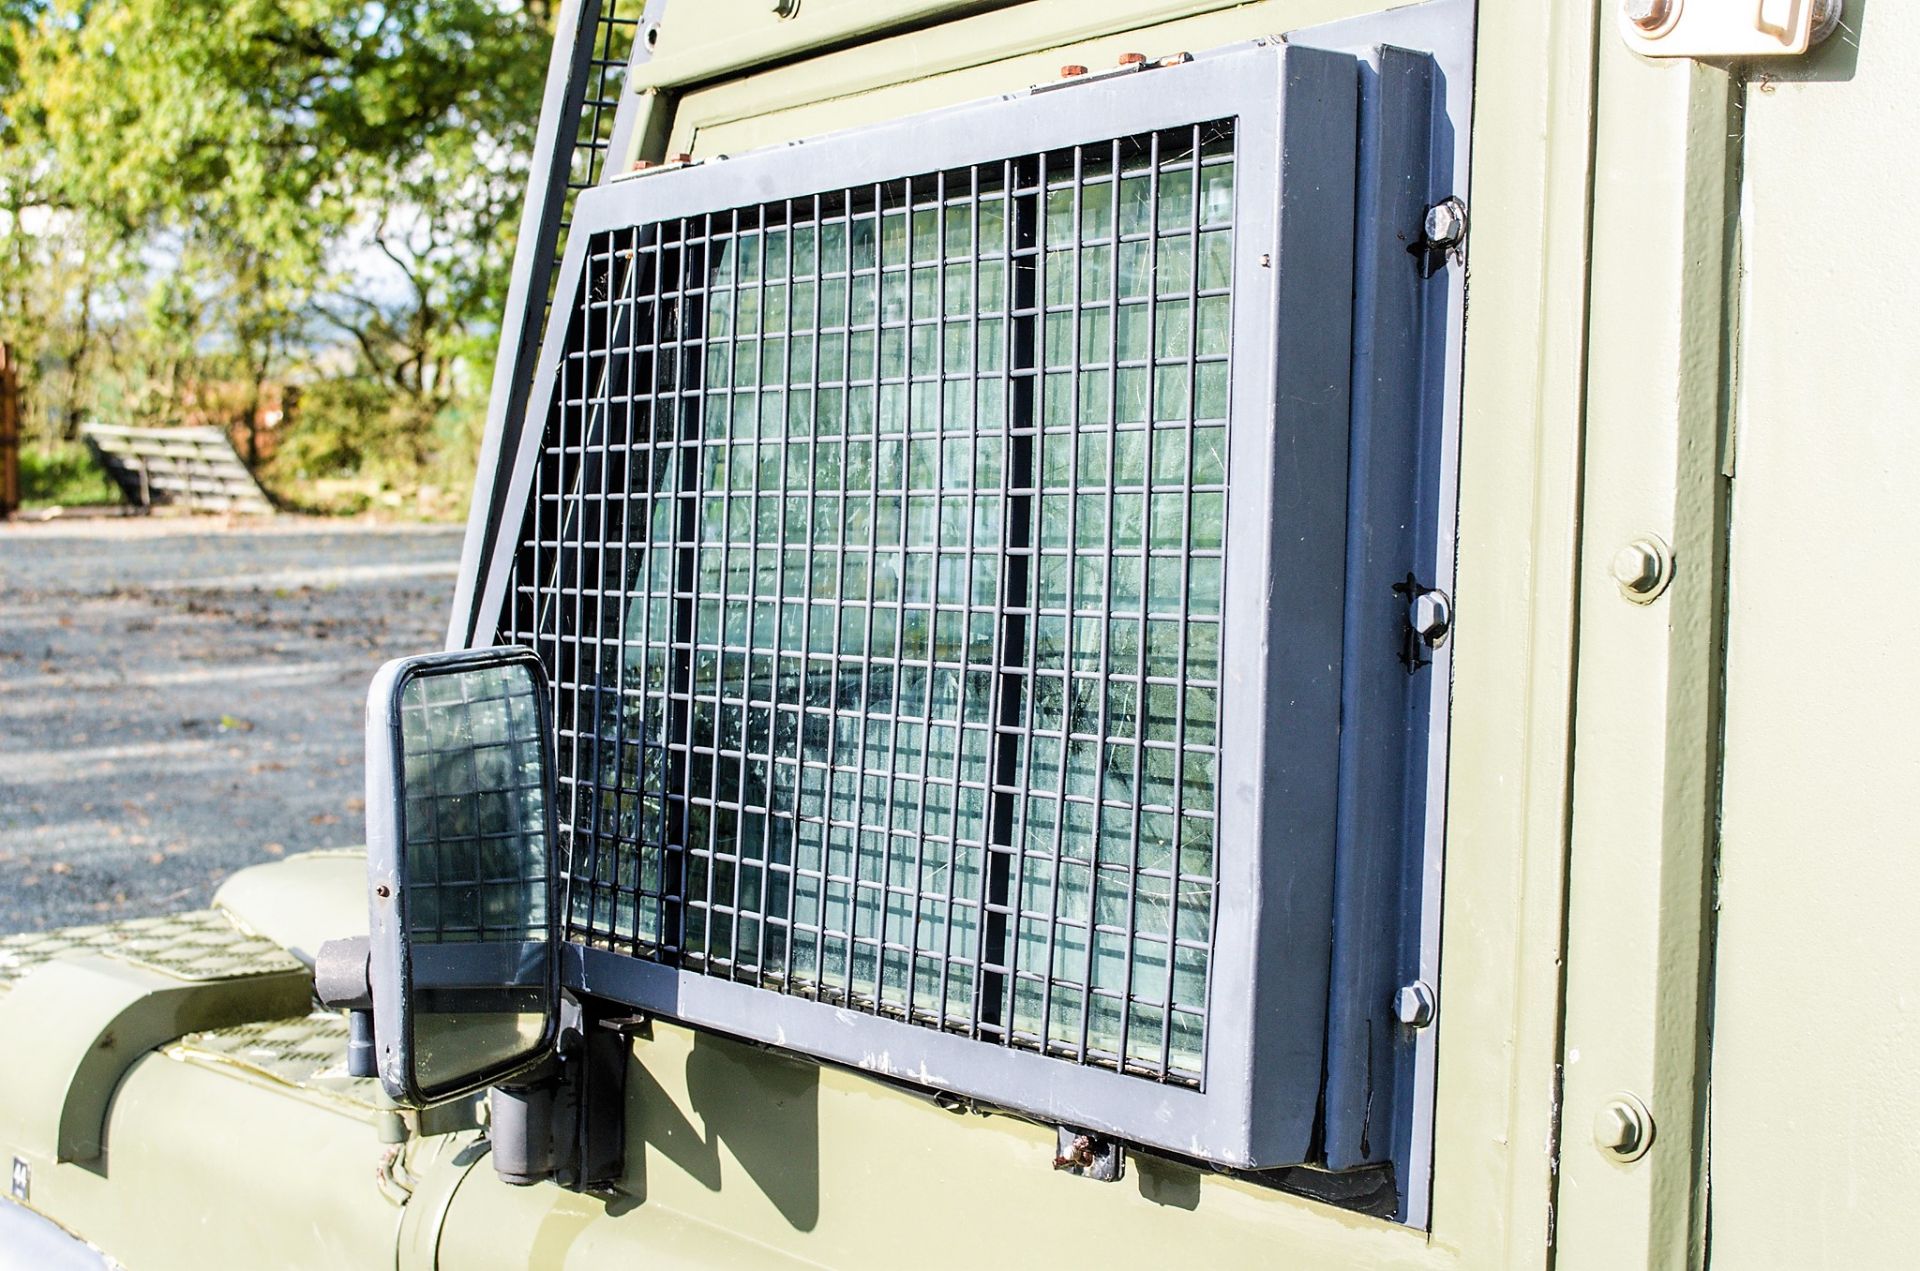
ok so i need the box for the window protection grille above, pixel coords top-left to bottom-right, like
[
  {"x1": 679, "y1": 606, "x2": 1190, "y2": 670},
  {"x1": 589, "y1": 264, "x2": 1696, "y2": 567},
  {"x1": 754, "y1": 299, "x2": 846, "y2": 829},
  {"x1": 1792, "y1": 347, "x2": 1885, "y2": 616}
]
[
  {"x1": 500, "y1": 123, "x2": 1237, "y2": 1085},
  {"x1": 469, "y1": 37, "x2": 1468, "y2": 1186}
]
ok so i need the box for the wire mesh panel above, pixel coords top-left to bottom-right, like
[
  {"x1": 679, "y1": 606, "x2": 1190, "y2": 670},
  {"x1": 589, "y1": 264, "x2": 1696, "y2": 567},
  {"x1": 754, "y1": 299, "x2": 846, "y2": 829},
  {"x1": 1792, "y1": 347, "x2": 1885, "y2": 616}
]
[
  {"x1": 475, "y1": 38, "x2": 1411, "y2": 1175},
  {"x1": 553, "y1": 0, "x2": 643, "y2": 304},
  {"x1": 497, "y1": 121, "x2": 1237, "y2": 1087}
]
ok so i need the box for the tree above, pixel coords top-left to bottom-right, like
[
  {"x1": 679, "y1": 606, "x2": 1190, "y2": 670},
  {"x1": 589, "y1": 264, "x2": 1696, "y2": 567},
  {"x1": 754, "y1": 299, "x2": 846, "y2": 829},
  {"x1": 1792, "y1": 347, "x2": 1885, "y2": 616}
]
[{"x1": 0, "y1": 0, "x2": 548, "y2": 488}]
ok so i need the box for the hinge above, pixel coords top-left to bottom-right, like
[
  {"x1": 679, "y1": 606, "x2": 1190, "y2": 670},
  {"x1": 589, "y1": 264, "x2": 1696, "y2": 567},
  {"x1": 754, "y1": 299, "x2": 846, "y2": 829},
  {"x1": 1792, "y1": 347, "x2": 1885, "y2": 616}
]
[
  {"x1": 1620, "y1": 0, "x2": 1845, "y2": 59},
  {"x1": 1029, "y1": 52, "x2": 1190, "y2": 96}
]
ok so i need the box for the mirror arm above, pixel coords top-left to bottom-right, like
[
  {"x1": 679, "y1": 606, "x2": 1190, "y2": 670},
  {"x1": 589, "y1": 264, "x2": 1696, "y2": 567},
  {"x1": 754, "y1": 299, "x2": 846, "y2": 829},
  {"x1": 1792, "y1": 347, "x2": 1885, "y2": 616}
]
[{"x1": 315, "y1": 936, "x2": 378, "y2": 1080}]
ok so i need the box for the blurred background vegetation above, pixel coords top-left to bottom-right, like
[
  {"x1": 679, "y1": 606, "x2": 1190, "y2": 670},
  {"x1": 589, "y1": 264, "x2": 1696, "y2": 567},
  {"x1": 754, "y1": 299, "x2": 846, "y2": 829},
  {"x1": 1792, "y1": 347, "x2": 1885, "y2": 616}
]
[{"x1": 0, "y1": 0, "x2": 553, "y2": 515}]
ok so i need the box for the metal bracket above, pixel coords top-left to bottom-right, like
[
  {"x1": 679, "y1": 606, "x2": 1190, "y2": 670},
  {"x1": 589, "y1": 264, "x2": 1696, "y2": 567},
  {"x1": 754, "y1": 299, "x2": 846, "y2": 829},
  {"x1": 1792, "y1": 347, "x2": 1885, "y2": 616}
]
[
  {"x1": 488, "y1": 993, "x2": 629, "y2": 1191},
  {"x1": 313, "y1": 935, "x2": 376, "y2": 1079},
  {"x1": 1051, "y1": 1128, "x2": 1125, "y2": 1182},
  {"x1": 1620, "y1": 0, "x2": 1844, "y2": 59}
]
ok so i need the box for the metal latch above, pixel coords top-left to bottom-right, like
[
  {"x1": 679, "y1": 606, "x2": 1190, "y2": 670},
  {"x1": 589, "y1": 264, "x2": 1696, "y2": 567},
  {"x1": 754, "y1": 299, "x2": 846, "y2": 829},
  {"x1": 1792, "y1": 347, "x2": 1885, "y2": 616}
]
[{"x1": 1620, "y1": 0, "x2": 1845, "y2": 59}]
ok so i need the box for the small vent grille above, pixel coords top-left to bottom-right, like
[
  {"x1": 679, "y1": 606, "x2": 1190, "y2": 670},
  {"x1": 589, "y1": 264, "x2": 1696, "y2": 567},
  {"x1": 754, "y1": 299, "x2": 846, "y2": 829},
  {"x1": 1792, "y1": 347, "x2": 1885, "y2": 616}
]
[{"x1": 498, "y1": 121, "x2": 1236, "y2": 1084}]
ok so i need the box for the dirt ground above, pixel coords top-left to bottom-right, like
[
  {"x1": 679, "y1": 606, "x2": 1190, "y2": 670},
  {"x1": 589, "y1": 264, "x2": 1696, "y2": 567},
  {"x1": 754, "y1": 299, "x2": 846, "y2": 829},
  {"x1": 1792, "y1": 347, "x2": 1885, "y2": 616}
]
[{"x1": 0, "y1": 515, "x2": 465, "y2": 933}]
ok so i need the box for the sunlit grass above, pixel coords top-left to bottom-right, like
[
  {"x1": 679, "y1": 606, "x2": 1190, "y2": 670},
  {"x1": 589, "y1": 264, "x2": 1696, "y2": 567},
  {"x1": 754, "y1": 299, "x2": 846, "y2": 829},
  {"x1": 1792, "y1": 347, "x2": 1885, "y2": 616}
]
[{"x1": 19, "y1": 442, "x2": 121, "y2": 508}]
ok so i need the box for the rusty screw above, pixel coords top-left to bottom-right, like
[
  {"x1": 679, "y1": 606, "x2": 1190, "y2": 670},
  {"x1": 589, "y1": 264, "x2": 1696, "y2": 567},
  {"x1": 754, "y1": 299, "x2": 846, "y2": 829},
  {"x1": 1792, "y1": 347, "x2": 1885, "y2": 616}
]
[
  {"x1": 1059, "y1": 64, "x2": 1088, "y2": 78},
  {"x1": 1117, "y1": 52, "x2": 1146, "y2": 66},
  {"x1": 1623, "y1": 0, "x2": 1673, "y2": 31}
]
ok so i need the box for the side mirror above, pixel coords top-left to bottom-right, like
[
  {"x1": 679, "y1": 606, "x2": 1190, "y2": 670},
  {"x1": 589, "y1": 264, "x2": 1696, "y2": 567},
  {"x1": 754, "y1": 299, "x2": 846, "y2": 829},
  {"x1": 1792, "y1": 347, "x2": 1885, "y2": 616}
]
[{"x1": 364, "y1": 646, "x2": 561, "y2": 1105}]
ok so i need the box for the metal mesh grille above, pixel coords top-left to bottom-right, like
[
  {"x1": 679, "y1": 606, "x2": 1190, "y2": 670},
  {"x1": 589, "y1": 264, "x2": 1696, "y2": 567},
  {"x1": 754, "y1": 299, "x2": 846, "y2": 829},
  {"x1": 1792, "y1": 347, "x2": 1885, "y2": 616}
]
[
  {"x1": 498, "y1": 120, "x2": 1234, "y2": 1084},
  {"x1": 549, "y1": 0, "x2": 642, "y2": 314},
  {"x1": 399, "y1": 665, "x2": 552, "y2": 943}
]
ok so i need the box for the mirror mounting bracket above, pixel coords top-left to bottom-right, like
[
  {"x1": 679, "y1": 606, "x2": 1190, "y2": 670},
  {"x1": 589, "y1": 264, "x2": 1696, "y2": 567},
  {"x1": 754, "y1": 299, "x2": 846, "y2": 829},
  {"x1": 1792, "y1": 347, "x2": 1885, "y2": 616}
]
[
  {"x1": 314, "y1": 935, "x2": 377, "y2": 1079},
  {"x1": 487, "y1": 992, "x2": 628, "y2": 1190}
]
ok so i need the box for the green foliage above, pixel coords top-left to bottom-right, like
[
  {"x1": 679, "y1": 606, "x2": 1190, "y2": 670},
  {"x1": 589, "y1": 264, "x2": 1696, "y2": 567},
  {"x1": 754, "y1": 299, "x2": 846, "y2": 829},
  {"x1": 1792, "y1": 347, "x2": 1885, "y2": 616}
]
[
  {"x1": 0, "y1": 0, "x2": 550, "y2": 510},
  {"x1": 18, "y1": 442, "x2": 121, "y2": 508}
]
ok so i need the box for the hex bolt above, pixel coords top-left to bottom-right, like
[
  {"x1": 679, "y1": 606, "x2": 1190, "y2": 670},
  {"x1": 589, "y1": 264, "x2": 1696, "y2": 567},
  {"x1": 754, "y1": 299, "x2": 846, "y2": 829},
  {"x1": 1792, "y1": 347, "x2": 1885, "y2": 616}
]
[
  {"x1": 1117, "y1": 52, "x2": 1147, "y2": 66},
  {"x1": 1593, "y1": 1094, "x2": 1654, "y2": 1162},
  {"x1": 1424, "y1": 198, "x2": 1467, "y2": 250},
  {"x1": 1410, "y1": 589, "x2": 1452, "y2": 646},
  {"x1": 1610, "y1": 536, "x2": 1673, "y2": 603},
  {"x1": 1623, "y1": 0, "x2": 1673, "y2": 31},
  {"x1": 1394, "y1": 982, "x2": 1437, "y2": 1028},
  {"x1": 1812, "y1": 0, "x2": 1845, "y2": 43},
  {"x1": 1060, "y1": 64, "x2": 1089, "y2": 78}
]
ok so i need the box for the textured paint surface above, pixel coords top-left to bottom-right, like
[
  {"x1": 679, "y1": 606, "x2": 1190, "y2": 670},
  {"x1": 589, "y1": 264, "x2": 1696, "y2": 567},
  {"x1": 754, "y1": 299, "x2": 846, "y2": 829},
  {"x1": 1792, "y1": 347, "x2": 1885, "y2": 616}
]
[{"x1": 1709, "y1": 3, "x2": 1920, "y2": 1265}]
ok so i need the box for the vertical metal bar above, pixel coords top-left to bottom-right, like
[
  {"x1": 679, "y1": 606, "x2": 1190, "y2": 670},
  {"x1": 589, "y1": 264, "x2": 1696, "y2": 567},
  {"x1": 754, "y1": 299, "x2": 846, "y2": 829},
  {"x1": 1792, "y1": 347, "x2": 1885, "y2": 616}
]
[
  {"x1": 777, "y1": 191, "x2": 826, "y2": 992},
  {"x1": 664, "y1": 211, "x2": 711, "y2": 965},
  {"x1": 935, "y1": 169, "x2": 978, "y2": 1030},
  {"x1": 585, "y1": 228, "x2": 630, "y2": 946},
  {"x1": 627, "y1": 219, "x2": 668, "y2": 950},
  {"x1": 984, "y1": 151, "x2": 1041, "y2": 1045},
  {"x1": 1130, "y1": 127, "x2": 1170, "y2": 1075},
  {"x1": 910, "y1": 172, "x2": 953, "y2": 1024},
  {"x1": 1160, "y1": 123, "x2": 1212, "y2": 1080},
  {"x1": 1077, "y1": 137, "x2": 1127, "y2": 1068},
  {"x1": 859, "y1": 185, "x2": 886, "y2": 1012},
  {"x1": 722, "y1": 209, "x2": 770, "y2": 978},
  {"x1": 876, "y1": 175, "x2": 913, "y2": 1015},
  {"x1": 846, "y1": 179, "x2": 887, "y2": 1009},
  {"x1": 1038, "y1": 144, "x2": 1077, "y2": 1061},
  {"x1": 557, "y1": 233, "x2": 600, "y2": 942},
  {"x1": 452, "y1": 0, "x2": 608, "y2": 649}
]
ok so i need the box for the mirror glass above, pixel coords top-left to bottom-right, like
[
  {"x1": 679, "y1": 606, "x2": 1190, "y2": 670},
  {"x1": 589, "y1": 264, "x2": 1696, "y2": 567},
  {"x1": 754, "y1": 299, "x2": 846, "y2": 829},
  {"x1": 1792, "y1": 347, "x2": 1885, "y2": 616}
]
[{"x1": 388, "y1": 652, "x2": 556, "y2": 1100}]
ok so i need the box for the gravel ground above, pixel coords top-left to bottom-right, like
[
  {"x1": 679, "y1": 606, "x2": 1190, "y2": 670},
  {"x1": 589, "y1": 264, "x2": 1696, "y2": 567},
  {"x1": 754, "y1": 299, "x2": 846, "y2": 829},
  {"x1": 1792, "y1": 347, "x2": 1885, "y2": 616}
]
[{"x1": 0, "y1": 516, "x2": 465, "y2": 933}]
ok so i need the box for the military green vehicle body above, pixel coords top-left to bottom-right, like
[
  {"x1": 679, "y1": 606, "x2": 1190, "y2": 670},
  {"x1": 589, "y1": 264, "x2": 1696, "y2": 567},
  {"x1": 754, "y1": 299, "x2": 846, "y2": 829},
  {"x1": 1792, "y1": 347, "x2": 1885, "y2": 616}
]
[{"x1": 3, "y1": 0, "x2": 1914, "y2": 1266}]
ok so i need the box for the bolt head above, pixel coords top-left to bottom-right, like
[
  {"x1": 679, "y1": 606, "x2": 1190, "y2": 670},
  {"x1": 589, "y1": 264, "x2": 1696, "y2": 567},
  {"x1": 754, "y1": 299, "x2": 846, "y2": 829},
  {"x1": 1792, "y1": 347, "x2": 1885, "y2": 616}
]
[
  {"x1": 1410, "y1": 590, "x2": 1452, "y2": 644},
  {"x1": 1060, "y1": 64, "x2": 1089, "y2": 78},
  {"x1": 1593, "y1": 1104, "x2": 1639, "y2": 1151},
  {"x1": 1117, "y1": 52, "x2": 1147, "y2": 66},
  {"x1": 1593, "y1": 1095, "x2": 1654, "y2": 1160},
  {"x1": 1394, "y1": 982, "x2": 1436, "y2": 1028},
  {"x1": 1623, "y1": 0, "x2": 1673, "y2": 30},
  {"x1": 1812, "y1": 0, "x2": 1844, "y2": 43},
  {"x1": 1611, "y1": 538, "x2": 1671, "y2": 600},
  {"x1": 1628, "y1": 0, "x2": 1674, "y2": 28},
  {"x1": 1423, "y1": 200, "x2": 1466, "y2": 248}
]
